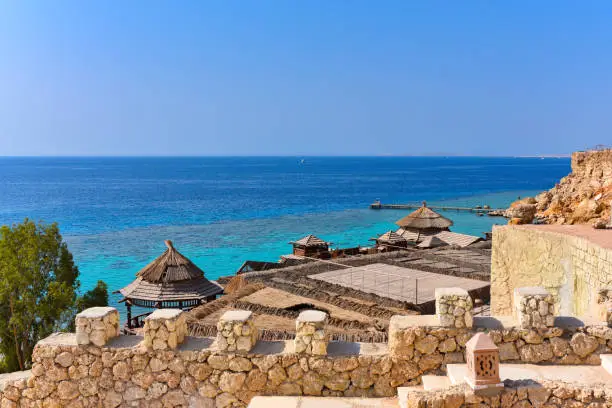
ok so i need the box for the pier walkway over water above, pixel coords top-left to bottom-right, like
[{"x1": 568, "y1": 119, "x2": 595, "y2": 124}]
[{"x1": 370, "y1": 201, "x2": 506, "y2": 214}]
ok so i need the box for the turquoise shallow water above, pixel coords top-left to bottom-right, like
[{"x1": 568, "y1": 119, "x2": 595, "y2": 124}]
[
  {"x1": 0, "y1": 157, "x2": 570, "y2": 313},
  {"x1": 66, "y1": 189, "x2": 540, "y2": 311}
]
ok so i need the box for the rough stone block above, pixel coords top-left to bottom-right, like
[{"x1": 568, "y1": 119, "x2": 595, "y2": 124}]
[
  {"x1": 75, "y1": 307, "x2": 120, "y2": 346},
  {"x1": 143, "y1": 309, "x2": 187, "y2": 350},
  {"x1": 216, "y1": 310, "x2": 257, "y2": 352},
  {"x1": 513, "y1": 287, "x2": 555, "y2": 329},
  {"x1": 295, "y1": 310, "x2": 328, "y2": 355},
  {"x1": 435, "y1": 287, "x2": 474, "y2": 328},
  {"x1": 597, "y1": 287, "x2": 612, "y2": 324}
]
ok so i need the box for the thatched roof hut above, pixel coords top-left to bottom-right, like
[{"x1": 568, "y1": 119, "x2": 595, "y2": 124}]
[
  {"x1": 289, "y1": 234, "x2": 330, "y2": 258},
  {"x1": 119, "y1": 240, "x2": 223, "y2": 329},
  {"x1": 395, "y1": 201, "x2": 453, "y2": 230},
  {"x1": 289, "y1": 234, "x2": 329, "y2": 248}
]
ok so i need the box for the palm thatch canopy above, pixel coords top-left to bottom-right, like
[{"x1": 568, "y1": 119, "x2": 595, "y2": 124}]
[
  {"x1": 416, "y1": 235, "x2": 447, "y2": 249},
  {"x1": 119, "y1": 240, "x2": 223, "y2": 308},
  {"x1": 289, "y1": 234, "x2": 329, "y2": 248},
  {"x1": 372, "y1": 230, "x2": 407, "y2": 245},
  {"x1": 395, "y1": 201, "x2": 453, "y2": 230},
  {"x1": 224, "y1": 275, "x2": 247, "y2": 295}
]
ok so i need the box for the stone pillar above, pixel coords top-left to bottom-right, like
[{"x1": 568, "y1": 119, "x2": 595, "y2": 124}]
[
  {"x1": 143, "y1": 309, "x2": 187, "y2": 350},
  {"x1": 388, "y1": 315, "x2": 419, "y2": 357},
  {"x1": 597, "y1": 287, "x2": 612, "y2": 325},
  {"x1": 216, "y1": 310, "x2": 257, "y2": 352},
  {"x1": 465, "y1": 333, "x2": 503, "y2": 395},
  {"x1": 295, "y1": 310, "x2": 328, "y2": 355},
  {"x1": 435, "y1": 287, "x2": 474, "y2": 328},
  {"x1": 75, "y1": 307, "x2": 120, "y2": 347},
  {"x1": 513, "y1": 287, "x2": 555, "y2": 329}
]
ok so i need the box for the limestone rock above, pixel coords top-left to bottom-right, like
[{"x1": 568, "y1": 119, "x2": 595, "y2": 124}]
[
  {"x1": 55, "y1": 352, "x2": 74, "y2": 368},
  {"x1": 529, "y1": 150, "x2": 612, "y2": 224},
  {"x1": 245, "y1": 369, "x2": 267, "y2": 391},
  {"x1": 570, "y1": 333, "x2": 599, "y2": 358},
  {"x1": 161, "y1": 390, "x2": 186, "y2": 407},
  {"x1": 102, "y1": 390, "x2": 123, "y2": 408},
  {"x1": 56, "y1": 381, "x2": 79, "y2": 400},
  {"x1": 518, "y1": 343, "x2": 553, "y2": 363},
  {"x1": 302, "y1": 371, "x2": 324, "y2": 396},
  {"x1": 333, "y1": 357, "x2": 359, "y2": 372},
  {"x1": 267, "y1": 365, "x2": 287, "y2": 386},
  {"x1": 218, "y1": 372, "x2": 246, "y2": 394},
  {"x1": 277, "y1": 382, "x2": 302, "y2": 396},
  {"x1": 123, "y1": 386, "x2": 146, "y2": 401},
  {"x1": 498, "y1": 343, "x2": 520, "y2": 361},
  {"x1": 415, "y1": 335, "x2": 439, "y2": 355},
  {"x1": 418, "y1": 353, "x2": 443, "y2": 371},
  {"x1": 228, "y1": 356, "x2": 252, "y2": 372},
  {"x1": 505, "y1": 203, "x2": 537, "y2": 224},
  {"x1": 324, "y1": 372, "x2": 350, "y2": 391}
]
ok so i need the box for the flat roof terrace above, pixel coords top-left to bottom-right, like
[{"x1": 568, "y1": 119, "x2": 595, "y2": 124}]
[
  {"x1": 308, "y1": 263, "x2": 490, "y2": 306},
  {"x1": 506, "y1": 224, "x2": 612, "y2": 250}
]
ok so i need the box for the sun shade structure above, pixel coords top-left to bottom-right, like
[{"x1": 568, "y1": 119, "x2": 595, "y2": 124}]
[
  {"x1": 289, "y1": 234, "x2": 330, "y2": 258},
  {"x1": 395, "y1": 201, "x2": 454, "y2": 230},
  {"x1": 371, "y1": 230, "x2": 408, "y2": 250},
  {"x1": 119, "y1": 240, "x2": 223, "y2": 329}
]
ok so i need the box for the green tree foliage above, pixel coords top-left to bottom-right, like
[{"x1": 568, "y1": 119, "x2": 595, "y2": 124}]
[
  {"x1": 0, "y1": 219, "x2": 108, "y2": 373},
  {"x1": 76, "y1": 280, "x2": 109, "y2": 312}
]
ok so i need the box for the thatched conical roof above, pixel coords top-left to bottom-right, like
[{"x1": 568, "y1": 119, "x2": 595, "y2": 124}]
[
  {"x1": 137, "y1": 240, "x2": 203, "y2": 283},
  {"x1": 290, "y1": 234, "x2": 329, "y2": 247},
  {"x1": 374, "y1": 230, "x2": 407, "y2": 244},
  {"x1": 119, "y1": 240, "x2": 223, "y2": 304},
  {"x1": 395, "y1": 202, "x2": 453, "y2": 230}
]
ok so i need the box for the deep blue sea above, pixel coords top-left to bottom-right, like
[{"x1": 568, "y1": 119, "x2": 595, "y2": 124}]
[{"x1": 0, "y1": 157, "x2": 570, "y2": 312}]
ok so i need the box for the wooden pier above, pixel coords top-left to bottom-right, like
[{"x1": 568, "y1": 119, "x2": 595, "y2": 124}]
[{"x1": 370, "y1": 201, "x2": 506, "y2": 214}]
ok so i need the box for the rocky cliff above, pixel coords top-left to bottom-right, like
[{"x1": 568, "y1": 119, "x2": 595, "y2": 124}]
[{"x1": 508, "y1": 149, "x2": 612, "y2": 225}]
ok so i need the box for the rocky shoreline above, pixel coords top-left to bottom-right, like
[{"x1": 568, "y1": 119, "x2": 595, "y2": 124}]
[{"x1": 502, "y1": 149, "x2": 612, "y2": 227}]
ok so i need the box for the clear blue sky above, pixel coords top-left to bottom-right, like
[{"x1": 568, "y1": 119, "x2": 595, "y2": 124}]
[{"x1": 1, "y1": 1, "x2": 611, "y2": 156}]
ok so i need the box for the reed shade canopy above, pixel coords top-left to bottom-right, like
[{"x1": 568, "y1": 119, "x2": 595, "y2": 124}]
[
  {"x1": 289, "y1": 234, "x2": 330, "y2": 248},
  {"x1": 372, "y1": 230, "x2": 407, "y2": 245},
  {"x1": 119, "y1": 240, "x2": 223, "y2": 313},
  {"x1": 395, "y1": 201, "x2": 454, "y2": 230}
]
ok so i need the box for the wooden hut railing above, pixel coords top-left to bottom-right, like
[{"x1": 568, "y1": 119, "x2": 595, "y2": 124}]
[{"x1": 125, "y1": 312, "x2": 151, "y2": 332}]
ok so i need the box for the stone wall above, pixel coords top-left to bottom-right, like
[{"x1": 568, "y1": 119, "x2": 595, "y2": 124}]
[
  {"x1": 491, "y1": 225, "x2": 612, "y2": 316},
  {"x1": 1, "y1": 302, "x2": 611, "y2": 407},
  {"x1": 0, "y1": 334, "x2": 401, "y2": 408},
  {"x1": 404, "y1": 380, "x2": 612, "y2": 408}
]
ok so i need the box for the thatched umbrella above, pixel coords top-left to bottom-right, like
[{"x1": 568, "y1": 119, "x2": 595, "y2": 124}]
[
  {"x1": 395, "y1": 201, "x2": 454, "y2": 244},
  {"x1": 118, "y1": 240, "x2": 223, "y2": 329},
  {"x1": 395, "y1": 201, "x2": 454, "y2": 230}
]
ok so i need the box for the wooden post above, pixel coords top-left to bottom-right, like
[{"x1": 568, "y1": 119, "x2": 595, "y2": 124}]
[{"x1": 126, "y1": 301, "x2": 133, "y2": 329}]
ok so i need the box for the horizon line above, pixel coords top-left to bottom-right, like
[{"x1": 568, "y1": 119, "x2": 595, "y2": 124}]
[{"x1": 0, "y1": 154, "x2": 572, "y2": 159}]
